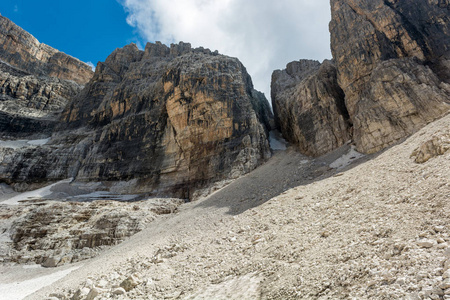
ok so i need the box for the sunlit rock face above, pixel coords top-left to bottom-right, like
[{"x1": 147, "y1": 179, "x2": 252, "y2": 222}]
[
  {"x1": 0, "y1": 15, "x2": 93, "y2": 138},
  {"x1": 0, "y1": 15, "x2": 93, "y2": 85},
  {"x1": 1, "y1": 42, "x2": 272, "y2": 200},
  {"x1": 272, "y1": 0, "x2": 450, "y2": 156},
  {"x1": 329, "y1": 0, "x2": 450, "y2": 154}
]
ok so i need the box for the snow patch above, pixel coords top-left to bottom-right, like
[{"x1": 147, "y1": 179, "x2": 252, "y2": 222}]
[
  {"x1": 73, "y1": 191, "x2": 139, "y2": 202},
  {"x1": 27, "y1": 138, "x2": 50, "y2": 146},
  {"x1": 330, "y1": 146, "x2": 365, "y2": 169},
  {"x1": 2, "y1": 178, "x2": 73, "y2": 205},
  {"x1": 0, "y1": 138, "x2": 50, "y2": 149},
  {"x1": 0, "y1": 266, "x2": 79, "y2": 300},
  {"x1": 269, "y1": 131, "x2": 288, "y2": 151}
]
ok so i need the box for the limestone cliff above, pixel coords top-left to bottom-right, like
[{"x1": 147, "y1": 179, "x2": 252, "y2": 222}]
[
  {"x1": 0, "y1": 42, "x2": 272, "y2": 200},
  {"x1": 0, "y1": 15, "x2": 93, "y2": 85},
  {"x1": 0, "y1": 15, "x2": 93, "y2": 138},
  {"x1": 271, "y1": 60, "x2": 351, "y2": 157},
  {"x1": 272, "y1": 0, "x2": 450, "y2": 156},
  {"x1": 331, "y1": 0, "x2": 450, "y2": 154}
]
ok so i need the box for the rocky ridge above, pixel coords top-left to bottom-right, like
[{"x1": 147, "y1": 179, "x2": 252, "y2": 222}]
[
  {"x1": 0, "y1": 15, "x2": 93, "y2": 138},
  {"x1": 0, "y1": 15, "x2": 93, "y2": 85},
  {"x1": 272, "y1": 0, "x2": 450, "y2": 156},
  {"x1": 0, "y1": 41, "x2": 273, "y2": 200}
]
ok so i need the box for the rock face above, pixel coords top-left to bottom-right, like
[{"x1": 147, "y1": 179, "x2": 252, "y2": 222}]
[
  {"x1": 272, "y1": 0, "x2": 450, "y2": 156},
  {"x1": 0, "y1": 62, "x2": 81, "y2": 138},
  {"x1": 0, "y1": 42, "x2": 272, "y2": 200},
  {"x1": 0, "y1": 15, "x2": 93, "y2": 85},
  {"x1": 329, "y1": 0, "x2": 450, "y2": 154},
  {"x1": 0, "y1": 15, "x2": 93, "y2": 138},
  {"x1": 271, "y1": 60, "x2": 351, "y2": 157}
]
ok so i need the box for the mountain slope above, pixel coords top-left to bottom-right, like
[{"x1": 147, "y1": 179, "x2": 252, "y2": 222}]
[{"x1": 21, "y1": 113, "x2": 450, "y2": 300}]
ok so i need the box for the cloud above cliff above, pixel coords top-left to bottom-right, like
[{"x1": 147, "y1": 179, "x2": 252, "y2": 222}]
[{"x1": 120, "y1": 0, "x2": 331, "y2": 100}]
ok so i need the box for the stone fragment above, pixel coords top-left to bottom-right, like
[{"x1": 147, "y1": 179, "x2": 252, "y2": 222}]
[
  {"x1": 41, "y1": 256, "x2": 60, "y2": 268},
  {"x1": 112, "y1": 287, "x2": 126, "y2": 295},
  {"x1": 438, "y1": 243, "x2": 449, "y2": 249},
  {"x1": 412, "y1": 134, "x2": 450, "y2": 163},
  {"x1": 71, "y1": 287, "x2": 90, "y2": 300},
  {"x1": 406, "y1": 293, "x2": 421, "y2": 300},
  {"x1": 120, "y1": 275, "x2": 140, "y2": 291},
  {"x1": 85, "y1": 287, "x2": 99, "y2": 300},
  {"x1": 417, "y1": 240, "x2": 435, "y2": 248},
  {"x1": 97, "y1": 279, "x2": 108, "y2": 288}
]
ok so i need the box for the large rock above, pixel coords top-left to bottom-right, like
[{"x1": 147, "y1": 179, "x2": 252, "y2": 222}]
[
  {"x1": 271, "y1": 59, "x2": 351, "y2": 157},
  {"x1": 0, "y1": 15, "x2": 93, "y2": 138},
  {"x1": 329, "y1": 0, "x2": 450, "y2": 153},
  {"x1": 0, "y1": 42, "x2": 272, "y2": 199}
]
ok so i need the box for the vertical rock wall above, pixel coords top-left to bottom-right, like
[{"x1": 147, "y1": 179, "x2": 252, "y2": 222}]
[
  {"x1": 0, "y1": 42, "x2": 273, "y2": 200},
  {"x1": 272, "y1": 0, "x2": 450, "y2": 156}
]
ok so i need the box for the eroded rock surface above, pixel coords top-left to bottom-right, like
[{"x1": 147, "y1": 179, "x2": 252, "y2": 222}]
[
  {"x1": 272, "y1": 0, "x2": 450, "y2": 156},
  {"x1": 0, "y1": 15, "x2": 93, "y2": 85},
  {"x1": 271, "y1": 60, "x2": 351, "y2": 157},
  {"x1": 0, "y1": 63, "x2": 81, "y2": 138},
  {"x1": 0, "y1": 15, "x2": 93, "y2": 138},
  {"x1": 1, "y1": 42, "x2": 272, "y2": 200},
  {"x1": 330, "y1": 0, "x2": 450, "y2": 153},
  {"x1": 0, "y1": 198, "x2": 183, "y2": 267}
]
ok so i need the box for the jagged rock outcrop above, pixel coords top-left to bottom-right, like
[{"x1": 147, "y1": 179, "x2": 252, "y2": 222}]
[
  {"x1": 272, "y1": 0, "x2": 450, "y2": 156},
  {"x1": 0, "y1": 62, "x2": 81, "y2": 138},
  {"x1": 271, "y1": 60, "x2": 351, "y2": 157},
  {"x1": 0, "y1": 15, "x2": 93, "y2": 138},
  {"x1": 329, "y1": 0, "x2": 450, "y2": 153},
  {"x1": 0, "y1": 15, "x2": 93, "y2": 85},
  {"x1": 0, "y1": 42, "x2": 272, "y2": 200}
]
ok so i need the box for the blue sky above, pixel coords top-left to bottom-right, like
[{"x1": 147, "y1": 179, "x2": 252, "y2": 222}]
[{"x1": 0, "y1": 0, "x2": 145, "y2": 68}]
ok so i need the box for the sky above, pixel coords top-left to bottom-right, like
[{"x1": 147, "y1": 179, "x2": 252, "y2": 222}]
[{"x1": 0, "y1": 0, "x2": 332, "y2": 99}]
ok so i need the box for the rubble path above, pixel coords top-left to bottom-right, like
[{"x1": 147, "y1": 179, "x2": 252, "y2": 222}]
[{"x1": 17, "y1": 114, "x2": 450, "y2": 299}]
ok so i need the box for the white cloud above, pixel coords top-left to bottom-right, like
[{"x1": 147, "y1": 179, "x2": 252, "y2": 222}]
[
  {"x1": 120, "y1": 0, "x2": 332, "y2": 101},
  {"x1": 86, "y1": 61, "x2": 96, "y2": 71}
]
